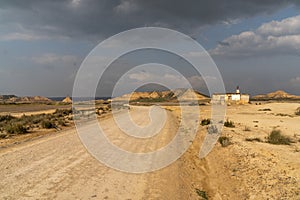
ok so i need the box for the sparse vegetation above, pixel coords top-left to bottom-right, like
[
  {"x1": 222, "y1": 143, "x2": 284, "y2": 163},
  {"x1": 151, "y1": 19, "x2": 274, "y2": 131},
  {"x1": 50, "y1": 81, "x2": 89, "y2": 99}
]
[
  {"x1": 0, "y1": 115, "x2": 16, "y2": 122},
  {"x1": 53, "y1": 108, "x2": 72, "y2": 117},
  {"x1": 201, "y1": 118, "x2": 210, "y2": 126},
  {"x1": 245, "y1": 137, "x2": 262, "y2": 142},
  {"x1": 0, "y1": 109, "x2": 73, "y2": 138},
  {"x1": 275, "y1": 113, "x2": 292, "y2": 117},
  {"x1": 5, "y1": 124, "x2": 28, "y2": 134},
  {"x1": 0, "y1": 132, "x2": 8, "y2": 138},
  {"x1": 224, "y1": 120, "x2": 235, "y2": 128},
  {"x1": 195, "y1": 188, "x2": 208, "y2": 200},
  {"x1": 295, "y1": 107, "x2": 300, "y2": 116},
  {"x1": 258, "y1": 108, "x2": 272, "y2": 111},
  {"x1": 267, "y1": 130, "x2": 292, "y2": 145},
  {"x1": 218, "y1": 136, "x2": 231, "y2": 147},
  {"x1": 41, "y1": 120, "x2": 55, "y2": 129}
]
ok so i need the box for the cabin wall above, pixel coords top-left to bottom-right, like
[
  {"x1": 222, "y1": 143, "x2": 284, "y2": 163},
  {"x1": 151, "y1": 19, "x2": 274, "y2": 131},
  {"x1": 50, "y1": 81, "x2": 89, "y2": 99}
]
[{"x1": 212, "y1": 94, "x2": 250, "y2": 104}]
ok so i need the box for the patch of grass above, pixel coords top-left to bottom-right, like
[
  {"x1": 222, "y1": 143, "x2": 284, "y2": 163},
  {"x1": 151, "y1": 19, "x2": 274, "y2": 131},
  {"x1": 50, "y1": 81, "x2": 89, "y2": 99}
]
[
  {"x1": 224, "y1": 120, "x2": 235, "y2": 128},
  {"x1": 57, "y1": 119, "x2": 67, "y2": 126},
  {"x1": 295, "y1": 107, "x2": 300, "y2": 116},
  {"x1": 218, "y1": 136, "x2": 231, "y2": 147},
  {"x1": 0, "y1": 115, "x2": 16, "y2": 122},
  {"x1": 267, "y1": 130, "x2": 292, "y2": 145},
  {"x1": 5, "y1": 124, "x2": 28, "y2": 134},
  {"x1": 201, "y1": 118, "x2": 211, "y2": 126},
  {"x1": 245, "y1": 137, "x2": 262, "y2": 142},
  {"x1": 53, "y1": 109, "x2": 72, "y2": 117},
  {"x1": 41, "y1": 120, "x2": 55, "y2": 129},
  {"x1": 0, "y1": 110, "x2": 73, "y2": 138},
  {"x1": 195, "y1": 189, "x2": 208, "y2": 200}
]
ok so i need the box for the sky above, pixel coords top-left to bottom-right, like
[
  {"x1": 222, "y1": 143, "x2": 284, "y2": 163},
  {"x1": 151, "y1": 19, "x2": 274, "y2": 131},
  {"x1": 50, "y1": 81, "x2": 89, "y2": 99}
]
[{"x1": 0, "y1": 0, "x2": 300, "y2": 97}]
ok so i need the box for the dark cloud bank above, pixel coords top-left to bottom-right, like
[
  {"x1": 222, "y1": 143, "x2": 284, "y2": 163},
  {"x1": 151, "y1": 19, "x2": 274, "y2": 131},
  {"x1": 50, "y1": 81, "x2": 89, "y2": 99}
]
[{"x1": 1, "y1": 0, "x2": 299, "y2": 40}]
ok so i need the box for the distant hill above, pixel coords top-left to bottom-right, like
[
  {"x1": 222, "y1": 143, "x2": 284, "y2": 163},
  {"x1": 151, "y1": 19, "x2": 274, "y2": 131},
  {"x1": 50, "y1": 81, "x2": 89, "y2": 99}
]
[
  {"x1": 0, "y1": 95, "x2": 17, "y2": 100},
  {"x1": 62, "y1": 96, "x2": 72, "y2": 103},
  {"x1": 252, "y1": 90, "x2": 300, "y2": 101},
  {"x1": 0, "y1": 95, "x2": 53, "y2": 103},
  {"x1": 113, "y1": 89, "x2": 210, "y2": 102}
]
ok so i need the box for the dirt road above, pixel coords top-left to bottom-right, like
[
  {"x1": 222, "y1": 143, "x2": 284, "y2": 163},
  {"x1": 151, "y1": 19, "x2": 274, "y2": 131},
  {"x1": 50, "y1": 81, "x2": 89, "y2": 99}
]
[
  {"x1": 0, "y1": 106, "x2": 203, "y2": 199},
  {"x1": 1, "y1": 103, "x2": 299, "y2": 199}
]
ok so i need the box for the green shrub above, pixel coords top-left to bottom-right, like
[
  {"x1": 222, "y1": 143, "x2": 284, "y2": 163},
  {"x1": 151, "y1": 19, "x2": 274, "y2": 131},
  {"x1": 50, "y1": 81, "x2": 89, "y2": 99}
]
[
  {"x1": 267, "y1": 130, "x2": 291, "y2": 145},
  {"x1": 224, "y1": 120, "x2": 235, "y2": 128},
  {"x1": 201, "y1": 118, "x2": 211, "y2": 126},
  {"x1": 41, "y1": 120, "x2": 55, "y2": 129},
  {"x1": 5, "y1": 124, "x2": 28, "y2": 134},
  {"x1": 218, "y1": 136, "x2": 231, "y2": 147}
]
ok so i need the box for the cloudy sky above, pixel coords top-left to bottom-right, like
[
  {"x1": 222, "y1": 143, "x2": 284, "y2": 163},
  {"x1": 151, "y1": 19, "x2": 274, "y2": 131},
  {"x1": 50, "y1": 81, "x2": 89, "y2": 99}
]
[{"x1": 0, "y1": 0, "x2": 300, "y2": 97}]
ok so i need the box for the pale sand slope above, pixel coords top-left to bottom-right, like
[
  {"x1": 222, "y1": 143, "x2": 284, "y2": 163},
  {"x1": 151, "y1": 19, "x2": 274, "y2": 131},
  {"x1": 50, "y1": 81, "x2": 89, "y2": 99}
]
[
  {"x1": 0, "y1": 103, "x2": 299, "y2": 199},
  {"x1": 195, "y1": 102, "x2": 300, "y2": 199}
]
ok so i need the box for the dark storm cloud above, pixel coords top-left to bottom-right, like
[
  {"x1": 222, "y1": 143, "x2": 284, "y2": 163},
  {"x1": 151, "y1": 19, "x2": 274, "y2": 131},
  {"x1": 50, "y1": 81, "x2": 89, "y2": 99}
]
[{"x1": 0, "y1": 0, "x2": 299, "y2": 40}]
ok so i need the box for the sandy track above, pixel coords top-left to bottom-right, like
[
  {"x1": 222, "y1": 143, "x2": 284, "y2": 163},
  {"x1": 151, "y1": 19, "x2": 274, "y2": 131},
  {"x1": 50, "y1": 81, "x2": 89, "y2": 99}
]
[
  {"x1": 0, "y1": 106, "x2": 196, "y2": 199},
  {"x1": 2, "y1": 103, "x2": 299, "y2": 199}
]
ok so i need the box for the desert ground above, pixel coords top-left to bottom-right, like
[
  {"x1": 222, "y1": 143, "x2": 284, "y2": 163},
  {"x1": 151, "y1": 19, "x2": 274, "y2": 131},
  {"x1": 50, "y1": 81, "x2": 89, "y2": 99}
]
[{"x1": 0, "y1": 102, "x2": 299, "y2": 199}]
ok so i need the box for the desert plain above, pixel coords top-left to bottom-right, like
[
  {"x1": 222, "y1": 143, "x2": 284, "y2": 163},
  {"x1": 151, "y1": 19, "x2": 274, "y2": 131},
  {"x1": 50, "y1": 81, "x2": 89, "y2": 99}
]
[{"x1": 0, "y1": 97, "x2": 299, "y2": 200}]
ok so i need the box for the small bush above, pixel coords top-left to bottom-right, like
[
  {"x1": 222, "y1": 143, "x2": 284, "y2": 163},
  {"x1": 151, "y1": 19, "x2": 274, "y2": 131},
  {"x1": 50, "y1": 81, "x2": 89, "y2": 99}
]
[
  {"x1": 201, "y1": 118, "x2": 211, "y2": 126},
  {"x1": 5, "y1": 124, "x2": 28, "y2": 134},
  {"x1": 41, "y1": 120, "x2": 55, "y2": 129},
  {"x1": 267, "y1": 130, "x2": 291, "y2": 145},
  {"x1": 218, "y1": 136, "x2": 231, "y2": 147},
  {"x1": 195, "y1": 189, "x2": 208, "y2": 200},
  {"x1": 295, "y1": 107, "x2": 300, "y2": 116},
  {"x1": 224, "y1": 120, "x2": 235, "y2": 128}
]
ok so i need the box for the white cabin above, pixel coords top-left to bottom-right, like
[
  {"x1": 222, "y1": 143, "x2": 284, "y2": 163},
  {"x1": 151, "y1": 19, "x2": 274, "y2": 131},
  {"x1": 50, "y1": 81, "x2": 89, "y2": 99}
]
[{"x1": 212, "y1": 86, "x2": 250, "y2": 104}]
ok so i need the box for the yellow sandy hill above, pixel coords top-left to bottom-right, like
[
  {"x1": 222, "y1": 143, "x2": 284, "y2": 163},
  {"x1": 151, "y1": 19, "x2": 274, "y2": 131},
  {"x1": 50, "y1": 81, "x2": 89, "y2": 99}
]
[
  {"x1": 113, "y1": 89, "x2": 209, "y2": 102},
  {"x1": 62, "y1": 96, "x2": 72, "y2": 103},
  {"x1": 253, "y1": 90, "x2": 300, "y2": 100}
]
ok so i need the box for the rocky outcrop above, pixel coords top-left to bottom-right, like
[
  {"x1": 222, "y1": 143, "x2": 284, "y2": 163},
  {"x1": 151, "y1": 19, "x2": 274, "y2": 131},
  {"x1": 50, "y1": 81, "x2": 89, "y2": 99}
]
[{"x1": 113, "y1": 89, "x2": 209, "y2": 102}]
